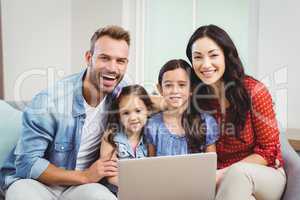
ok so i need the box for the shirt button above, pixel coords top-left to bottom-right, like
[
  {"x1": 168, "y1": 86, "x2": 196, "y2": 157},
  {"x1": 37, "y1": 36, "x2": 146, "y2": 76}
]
[{"x1": 61, "y1": 146, "x2": 65, "y2": 150}]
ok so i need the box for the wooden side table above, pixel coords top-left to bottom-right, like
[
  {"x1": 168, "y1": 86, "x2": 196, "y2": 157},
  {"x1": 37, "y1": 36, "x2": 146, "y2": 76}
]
[{"x1": 286, "y1": 129, "x2": 300, "y2": 152}]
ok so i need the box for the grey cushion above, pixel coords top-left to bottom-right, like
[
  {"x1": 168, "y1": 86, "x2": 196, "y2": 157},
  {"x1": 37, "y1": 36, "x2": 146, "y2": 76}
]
[{"x1": 280, "y1": 131, "x2": 300, "y2": 200}]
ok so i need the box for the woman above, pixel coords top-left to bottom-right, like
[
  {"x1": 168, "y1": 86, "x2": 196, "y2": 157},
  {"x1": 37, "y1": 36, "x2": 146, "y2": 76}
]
[{"x1": 186, "y1": 24, "x2": 286, "y2": 200}]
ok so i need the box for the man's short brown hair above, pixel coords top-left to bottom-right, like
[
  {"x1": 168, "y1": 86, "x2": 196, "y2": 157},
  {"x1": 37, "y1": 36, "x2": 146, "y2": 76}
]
[{"x1": 90, "y1": 25, "x2": 130, "y2": 54}]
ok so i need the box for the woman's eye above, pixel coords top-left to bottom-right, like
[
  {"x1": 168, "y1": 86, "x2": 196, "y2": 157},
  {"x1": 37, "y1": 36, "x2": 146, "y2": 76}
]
[{"x1": 193, "y1": 56, "x2": 202, "y2": 60}]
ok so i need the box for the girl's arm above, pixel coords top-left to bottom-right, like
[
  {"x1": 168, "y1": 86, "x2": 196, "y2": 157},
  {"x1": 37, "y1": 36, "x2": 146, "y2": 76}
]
[
  {"x1": 148, "y1": 144, "x2": 156, "y2": 156},
  {"x1": 100, "y1": 133, "x2": 118, "y2": 186}
]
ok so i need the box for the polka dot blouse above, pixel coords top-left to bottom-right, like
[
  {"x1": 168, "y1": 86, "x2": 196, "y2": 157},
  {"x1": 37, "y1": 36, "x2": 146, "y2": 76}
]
[{"x1": 213, "y1": 77, "x2": 283, "y2": 169}]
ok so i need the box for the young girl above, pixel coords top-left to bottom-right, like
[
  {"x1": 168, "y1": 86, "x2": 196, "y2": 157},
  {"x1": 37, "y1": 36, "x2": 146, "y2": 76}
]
[
  {"x1": 146, "y1": 59, "x2": 219, "y2": 156},
  {"x1": 100, "y1": 84, "x2": 153, "y2": 194}
]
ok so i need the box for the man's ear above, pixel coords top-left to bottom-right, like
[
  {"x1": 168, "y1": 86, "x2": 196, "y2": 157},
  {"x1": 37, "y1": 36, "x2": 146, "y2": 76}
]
[
  {"x1": 156, "y1": 84, "x2": 163, "y2": 96},
  {"x1": 85, "y1": 51, "x2": 92, "y2": 66}
]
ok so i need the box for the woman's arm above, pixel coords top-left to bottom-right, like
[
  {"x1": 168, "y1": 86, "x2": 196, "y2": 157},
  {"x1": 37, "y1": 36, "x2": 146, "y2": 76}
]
[
  {"x1": 249, "y1": 81, "x2": 282, "y2": 167},
  {"x1": 100, "y1": 134, "x2": 118, "y2": 186},
  {"x1": 150, "y1": 95, "x2": 166, "y2": 112}
]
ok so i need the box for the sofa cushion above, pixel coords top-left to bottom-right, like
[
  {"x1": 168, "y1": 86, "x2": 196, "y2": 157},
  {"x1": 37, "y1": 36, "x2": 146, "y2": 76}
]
[{"x1": 0, "y1": 100, "x2": 22, "y2": 165}]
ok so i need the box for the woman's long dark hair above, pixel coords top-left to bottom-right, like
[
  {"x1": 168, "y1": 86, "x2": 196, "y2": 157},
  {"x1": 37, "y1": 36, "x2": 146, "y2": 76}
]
[
  {"x1": 186, "y1": 24, "x2": 251, "y2": 138},
  {"x1": 158, "y1": 59, "x2": 206, "y2": 153},
  {"x1": 105, "y1": 85, "x2": 153, "y2": 154}
]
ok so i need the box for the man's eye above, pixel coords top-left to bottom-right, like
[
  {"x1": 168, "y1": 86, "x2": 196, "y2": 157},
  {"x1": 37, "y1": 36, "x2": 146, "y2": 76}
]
[
  {"x1": 98, "y1": 56, "x2": 109, "y2": 61},
  {"x1": 117, "y1": 60, "x2": 126, "y2": 64}
]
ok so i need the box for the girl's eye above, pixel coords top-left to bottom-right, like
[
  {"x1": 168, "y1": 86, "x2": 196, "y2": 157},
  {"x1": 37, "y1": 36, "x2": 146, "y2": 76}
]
[
  {"x1": 122, "y1": 111, "x2": 129, "y2": 115},
  {"x1": 211, "y1": 54, "x2": 218, "y2": 57},
  {"x1": 135, "y1": 109, "x2": 141, "y2": 113}
]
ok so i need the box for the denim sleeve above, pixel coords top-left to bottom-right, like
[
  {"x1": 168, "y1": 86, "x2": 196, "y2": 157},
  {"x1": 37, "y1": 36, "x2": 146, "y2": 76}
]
[
  {"x1": 144, "y1": 119, "x2": 158, "y2": 145},
  {"x1": 14, "y1": 93, "x2": 55, "y2": 180},
  {"x1": 203, "y1": 114, "x2": 219, "y2": 145}
]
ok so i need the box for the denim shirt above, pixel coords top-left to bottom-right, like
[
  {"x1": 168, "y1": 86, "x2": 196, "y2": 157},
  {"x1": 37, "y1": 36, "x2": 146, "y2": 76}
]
[
  {"x1": 114, "y1": 131, "x2": 147, "y2": 159},
  {"x1": 145, "y1": 112, "x2": 219, "y2": 156},
  {"x1": 0, "y1": 69, "x2": 126, "y2": 191}
]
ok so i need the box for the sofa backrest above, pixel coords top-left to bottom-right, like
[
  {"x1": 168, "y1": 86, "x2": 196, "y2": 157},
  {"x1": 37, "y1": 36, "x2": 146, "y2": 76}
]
[{"x1": 0, "y1": 100, "x2": 22, "y2": 165}]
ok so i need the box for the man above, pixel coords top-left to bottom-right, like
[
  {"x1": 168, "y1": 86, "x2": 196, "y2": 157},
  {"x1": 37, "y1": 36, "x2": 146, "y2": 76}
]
[{"x1": 0, "y1": 25, "x2": 130, "y2": 200}]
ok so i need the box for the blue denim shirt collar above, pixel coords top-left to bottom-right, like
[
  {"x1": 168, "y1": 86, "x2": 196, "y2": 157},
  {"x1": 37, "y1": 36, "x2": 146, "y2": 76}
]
[
  {"x1": 72, "y1": 69, "x2": 86, "y2": 117},
  {"x1": 114, "y1": 131, "x2": 146, "y2": 158}
]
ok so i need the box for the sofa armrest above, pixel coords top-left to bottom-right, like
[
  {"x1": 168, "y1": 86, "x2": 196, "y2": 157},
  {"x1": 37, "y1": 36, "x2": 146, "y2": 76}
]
[{"x1": 280, "y1": 131, "x2": 300, "y2": 200}]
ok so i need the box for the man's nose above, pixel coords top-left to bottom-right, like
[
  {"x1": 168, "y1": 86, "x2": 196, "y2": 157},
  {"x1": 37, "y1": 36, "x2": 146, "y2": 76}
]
[{"x1": 107, "y1": 59, "x2": 118, "y2": 72}]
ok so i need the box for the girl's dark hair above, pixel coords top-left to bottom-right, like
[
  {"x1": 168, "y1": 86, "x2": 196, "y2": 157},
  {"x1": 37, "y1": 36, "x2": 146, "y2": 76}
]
[
  {"x1": 158, "y1": 59, "x2": 207, "y2": 153},
  {"x1": 158, "y1": 59, "x2": 192, "y2": 87},
  {"x1": 186, "y1": 24, "x2": 251, "y2": 138},
  {"x1": 105, "y1": 84, "x2": 153, "y2": 155}
]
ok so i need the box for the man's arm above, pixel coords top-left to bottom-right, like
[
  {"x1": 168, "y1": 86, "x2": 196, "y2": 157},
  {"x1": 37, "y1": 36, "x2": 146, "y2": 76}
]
[
  {"x1": 100, "y1": 133, "x2": 118, "y2": 186},
  {"x1": 38, "y1": 159, "x2": 118, "y2": 186}
]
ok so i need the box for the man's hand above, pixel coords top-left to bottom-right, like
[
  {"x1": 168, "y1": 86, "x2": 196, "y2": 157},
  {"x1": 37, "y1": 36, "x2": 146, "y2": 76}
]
[{"x1": 82, "y1": 159, "x2": 118, "y2": 183}]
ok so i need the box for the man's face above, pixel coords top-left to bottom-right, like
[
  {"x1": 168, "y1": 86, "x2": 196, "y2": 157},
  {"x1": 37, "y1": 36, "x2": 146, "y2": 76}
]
[{"x1": 86, "y1": 35, "x2": 129, "y2": 95}]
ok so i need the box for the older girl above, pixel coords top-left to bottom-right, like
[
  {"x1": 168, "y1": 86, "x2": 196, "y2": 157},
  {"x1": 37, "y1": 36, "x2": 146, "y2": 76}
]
[{"x1": 146, "y1": 59, "x2": 219, "y2": 156}]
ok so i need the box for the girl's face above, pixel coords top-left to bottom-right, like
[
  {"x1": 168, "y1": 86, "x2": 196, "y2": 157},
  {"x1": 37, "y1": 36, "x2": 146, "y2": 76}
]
[
  {"x1": 159, "y1": 68, "x2": 191, "y2": 110},
  {"x1": 119, "y1": 94, "x2": 149, "y2": 135},
  {"x1": 192, "y1": 37, "x2": 225, "y2": 86}
]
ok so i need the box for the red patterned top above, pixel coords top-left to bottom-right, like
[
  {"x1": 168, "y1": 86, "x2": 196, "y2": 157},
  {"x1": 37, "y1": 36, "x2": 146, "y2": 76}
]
[{"x1": 213, "y1": 77, "x2": 283, "y2": 169}]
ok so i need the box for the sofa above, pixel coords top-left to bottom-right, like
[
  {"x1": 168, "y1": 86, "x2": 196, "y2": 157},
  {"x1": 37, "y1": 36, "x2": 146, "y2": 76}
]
[{"x1": 0, "y1": 99, "x2": 300, "y2": 200}]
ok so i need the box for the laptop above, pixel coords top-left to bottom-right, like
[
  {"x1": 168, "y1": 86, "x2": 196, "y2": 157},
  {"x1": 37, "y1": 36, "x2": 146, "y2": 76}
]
[{"x1": 118, "y1": 152, "x2": 217, "y2": 200}]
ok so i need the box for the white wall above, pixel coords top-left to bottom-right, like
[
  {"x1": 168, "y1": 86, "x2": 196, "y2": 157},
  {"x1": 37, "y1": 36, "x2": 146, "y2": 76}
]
[
  {"x1": 257, "y1": 0, "x2": 300, "y2": 129},
  {"x1": 2, "y1": 0, "x2": 123, "y2": 101},
  {"x1": 142, "y1": 0, "x2": 252, "y2": 93},
  {"x1": 71, "y1": 0, "x2": 122, "y2": 73},
  {"x1": 197, "y1": 0, "x2": 252, "y2": 74},
  {"x1": 2, "y1": 0, "x2": 71, "y2": 101}
]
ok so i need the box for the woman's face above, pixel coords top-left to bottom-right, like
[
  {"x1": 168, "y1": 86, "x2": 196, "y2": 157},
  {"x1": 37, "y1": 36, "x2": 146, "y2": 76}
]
[{"x1": 191, "y1": 37, "x2": 225, "y2": 86}]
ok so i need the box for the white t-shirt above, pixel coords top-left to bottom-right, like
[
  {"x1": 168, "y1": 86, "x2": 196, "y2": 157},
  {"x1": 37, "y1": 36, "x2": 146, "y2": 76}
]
[{"x1": 75, "y1": 96, "x2": 107, "y2": 170}]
